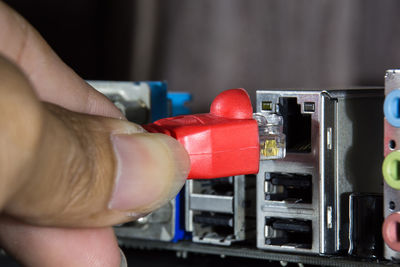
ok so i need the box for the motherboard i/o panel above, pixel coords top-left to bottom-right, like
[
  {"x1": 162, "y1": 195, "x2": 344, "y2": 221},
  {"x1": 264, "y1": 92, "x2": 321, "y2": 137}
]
[
  {"x1": 90, "y1": 81, "x2": 392, "y2": 266},
  {"x1": 383, "y1": 70, "x2": 400, "y2": 261}
]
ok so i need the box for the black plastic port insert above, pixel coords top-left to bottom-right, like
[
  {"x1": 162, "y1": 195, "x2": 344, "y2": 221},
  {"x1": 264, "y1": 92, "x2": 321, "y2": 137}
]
[
  {"x1": 265, "y1": 217, "x2": 312, "y2": 249},
  {"x1": 278, "y1": 97, "x2": 311, "y2": 153},
  {"x1": 193, "y1": 212, "x2": 234, "y2": 238},
  {"x1": 194, "y1": 212, "x2": 233, "y2": 227},
  {"x1": 195, "y1": 177, "x2": 234, "y2": 196},
  {"x1": 265, "y1": 172, "x2": 312, "y2": 203}
]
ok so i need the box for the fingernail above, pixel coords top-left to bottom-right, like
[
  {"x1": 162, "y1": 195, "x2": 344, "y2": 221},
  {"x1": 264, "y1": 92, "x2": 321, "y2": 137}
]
[
  {"x1": 119, "y1": 248, "x2": 127, "y2": 267},
  {"x1": 109, "y1": 133, "x2": 190, "y2": 212}
]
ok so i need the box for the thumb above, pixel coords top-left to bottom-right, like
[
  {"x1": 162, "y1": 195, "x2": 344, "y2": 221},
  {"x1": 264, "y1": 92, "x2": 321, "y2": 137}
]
[{"x1": 0, "y1": 55, "x2": 190, "y2": 227}]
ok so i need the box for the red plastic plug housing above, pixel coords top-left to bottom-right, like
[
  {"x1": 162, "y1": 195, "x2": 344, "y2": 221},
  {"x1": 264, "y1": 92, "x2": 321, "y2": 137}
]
[{"x1": 143, "y1": 89, "x2": 260, "y2": 179}]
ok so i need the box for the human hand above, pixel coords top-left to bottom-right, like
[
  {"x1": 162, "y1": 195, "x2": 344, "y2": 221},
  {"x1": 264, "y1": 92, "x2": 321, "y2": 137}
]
[{"x1": 0, "y1": 2, "x2": 190, "y2": 266}]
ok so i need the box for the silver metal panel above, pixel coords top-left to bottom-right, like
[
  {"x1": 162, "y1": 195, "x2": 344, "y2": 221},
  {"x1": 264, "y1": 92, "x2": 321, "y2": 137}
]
[
  {"x1": 88, "y1": 80, "x2": 150, "y2": 108},
  {"x1": 256, "y1": 89, "x2": 382, "y2": 255},
  {"x1": 114, "y1": 199, "x2": 176, "y2": 241},
  {"x1": 256, "y1": 91, "x2": 321, "y2": 254}
]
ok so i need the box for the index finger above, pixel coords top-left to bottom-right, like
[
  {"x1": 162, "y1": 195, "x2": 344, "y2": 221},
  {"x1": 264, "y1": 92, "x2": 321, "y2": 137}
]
[{"x1": 0, "y1": 2, "x2": 122, "y2": 118}]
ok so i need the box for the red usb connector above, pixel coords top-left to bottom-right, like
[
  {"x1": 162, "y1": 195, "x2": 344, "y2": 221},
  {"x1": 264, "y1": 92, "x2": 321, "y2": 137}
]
[{"x1": 143, "y1": 89, "x2": 260, "y2": 179}]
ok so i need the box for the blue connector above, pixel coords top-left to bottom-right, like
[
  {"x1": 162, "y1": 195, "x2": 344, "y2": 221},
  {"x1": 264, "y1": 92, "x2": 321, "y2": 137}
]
[
  {"x1": 167, "y1": 92, "x2": 192, "y2": 117},
  {"x1": 147, "y1": 81, "x2": 168, "y2": 122},
  {"x1": 167, "y1": 92, "x2": 192, "y2": 242},
  {"x1": 384, "y1": 89, "x2": 400, "y2": 127}
]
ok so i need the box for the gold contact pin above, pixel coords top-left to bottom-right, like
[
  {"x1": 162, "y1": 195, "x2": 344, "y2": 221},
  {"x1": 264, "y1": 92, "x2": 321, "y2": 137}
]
[{"x1": 261, "y1": 140, "x2": 279, "y2": 157}]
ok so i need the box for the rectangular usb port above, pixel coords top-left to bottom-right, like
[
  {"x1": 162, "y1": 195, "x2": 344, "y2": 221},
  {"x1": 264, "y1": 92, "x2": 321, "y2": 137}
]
[
  {"x1": 265, "y1": 217, "x2": 312, "y2": 249},
  {"x1": 265, "y1": 172, "x2": 312, "y2": 204}
]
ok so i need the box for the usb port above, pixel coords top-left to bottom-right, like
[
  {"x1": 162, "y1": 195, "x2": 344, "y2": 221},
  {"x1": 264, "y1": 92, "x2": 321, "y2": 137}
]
[
  {"x1": 265, "y1": 217, "x2": 312, "y2": 249},
  {"x1": 265, "y1": 172, "x2": 312, "y2": 204}
]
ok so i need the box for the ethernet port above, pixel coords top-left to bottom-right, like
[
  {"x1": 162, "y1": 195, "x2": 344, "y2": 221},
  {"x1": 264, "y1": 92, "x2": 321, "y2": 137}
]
[
  {"x1": 278, "y1": 97, "x2": 311, "y2": 153},
  {"x1": 265, "y1": 217, "x2": 312, "y2": 249},
  {"x1": 265, "y1": 172, "x2": 312, "y2": 203}
]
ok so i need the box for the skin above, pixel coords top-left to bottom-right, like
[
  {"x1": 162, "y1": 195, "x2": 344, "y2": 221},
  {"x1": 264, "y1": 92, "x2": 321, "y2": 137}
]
[{"x1": 0, "y1": 2, "x2": 190, "y2": 266}]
